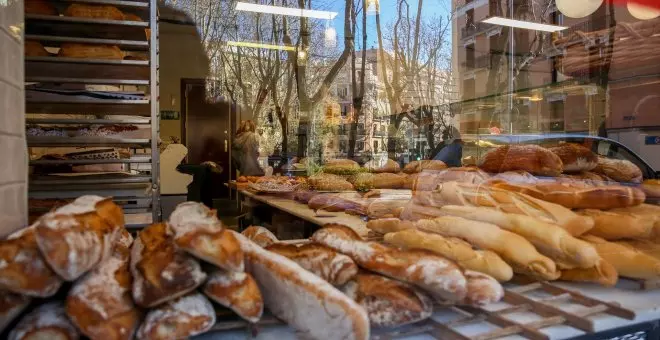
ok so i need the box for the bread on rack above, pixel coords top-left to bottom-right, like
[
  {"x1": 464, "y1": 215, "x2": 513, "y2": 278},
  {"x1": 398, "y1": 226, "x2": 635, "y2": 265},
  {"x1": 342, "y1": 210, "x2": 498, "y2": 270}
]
[
  {"x1": 64, "y1": 4, "x2": 125, "y2": 20},
  {"x1": 308, "y1": 173, "x2": 354, "y2": 191},
  {"x1": 169, "y1": 202, "x2": 243, "y2": 272},
  {"x1": 559, "y1": 259, "x2": 619, "y2": 287},
  {"x1": 24, "y1": 0, "x2": 57, "y2": 15},
  {"x1": 438, "y1": 205, "x2": 600, "y2": 269},
  {"x1": 478, "y1": 145, "x2": 563, "y2": 177},
  {"x1": 548, "y1": 144, "x2": 598, "y2": 173},
  {"x1": 308, "y1": 194, "x2": 367, "y2": 215},
  {"x1": 234, "y1": 231, "x2": 370, "y2": 340},
  {"x1": 265, "y1": 242, "x2": 358, "y2": 286},
  {"x1": 365, "y1": 199, "x2": 407, "y2": 220},
  {"x1": 462, "y1": 270, "x2": 505, "y2": 306},
  {"x1": 403, "y1": 160, "x2": 448, "y2": 174},
  {"x1": 311, "y1": 224, "x2": 468, "y2": 303},
  {"x1": 24, "y1": 41, "x2": 50, "y2": 57},
  {"x1": 413, "y1": 217, "x2": 560, "y2": 281},
  {"x1": 203, "y1": 271, "x2": 263, "y2": 323},
  {"x1": 383, "y1": 228, "x2": 513, "y2": 282},
  {"x1": 364, "y1": 159, "x2": 401, "y2": 173},
  {"x1": 130, "y1": 223, "x2": 207, "y2": 308},
  {"x1": 341, "y1": 272, "x2": 433, "y2": 327},
  {"x1": 123, "y1": 13, "x2": 143, "y2": 21},
  {"x1": 581, "y1": 235, "x2": 660, "y2": 280},
  {"x1": 398, "y1": 201, "x2": 448, "y2": 221},
  {"x1": 241, "y1": 226, "x2": 278, "y2": 248},
  {"x1": 137, "y1": 293, "x2": 216, "y2": 340},
  {"x1": 8, "y1": 302, "x2": 79, "y2": 340},
  {"x1": 0, "y1": 291, "x2": 31, "y2": 334},
  {"x1": 592, "y1": 157, "x2": 643, "y2": 183},
  {"x1": 0, "y1": 225, "x2": 63, "y2": 297},
  {"x1": 576, "y1": 209, "x2": 654, "y2": 240},
  {"x1": 58, "y1": 43, "x2": 124, "y2": 60}
]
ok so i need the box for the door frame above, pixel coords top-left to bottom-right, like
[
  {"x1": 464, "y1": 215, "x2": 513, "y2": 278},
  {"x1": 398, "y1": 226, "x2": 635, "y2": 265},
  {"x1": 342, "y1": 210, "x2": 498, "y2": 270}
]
[{"x1": 180, "y1": 78, "x2": 207, "y2": 147}]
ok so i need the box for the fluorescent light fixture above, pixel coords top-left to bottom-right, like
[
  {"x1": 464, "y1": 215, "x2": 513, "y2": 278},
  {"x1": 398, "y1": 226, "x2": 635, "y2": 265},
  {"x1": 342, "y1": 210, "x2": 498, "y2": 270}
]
[
  {"x1": 481, "y1": 17, "x2": 567, "y2": 32},
  {"x1": 226, "y1": 41, "x2": 295, "y2": 51},
  {"x1": 235, "y1": 2, "x2": 337, "y2": 20}
]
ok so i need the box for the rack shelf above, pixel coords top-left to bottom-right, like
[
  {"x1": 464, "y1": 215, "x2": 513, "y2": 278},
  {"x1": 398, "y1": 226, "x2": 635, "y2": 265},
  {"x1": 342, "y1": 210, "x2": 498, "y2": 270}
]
[
  {"x1": 25, "y1": 14, "x2": 148, "y2": 27},
  {"x1": 29, "y1": 157, "x2": 152, "y2": 165},
  {"x1": 27, "y1": 101, "x2": 150, "y2": 116},
  {"x1": 26, "y1": 76, "x2": 149, "y2": 85},
  {"x1": 26, "y1": 56, "x2": 149, "y2": 66},
  {"x1": 30, "y1": 175, "x2": 152, "y2": 185},
  {"x1": 27, "y1": 117, "x2": 151, "y2": 124},
  {"x1": 60, "y1": 0, "x2": 149, "y2": 9},
  {"x1": 27, "y1": 136, "x2": 151, "y2": 147}
]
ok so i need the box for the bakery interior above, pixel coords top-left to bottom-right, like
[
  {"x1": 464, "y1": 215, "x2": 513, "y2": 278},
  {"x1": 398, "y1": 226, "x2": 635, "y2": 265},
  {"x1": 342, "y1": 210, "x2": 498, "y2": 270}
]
[{"x1": 2, "y1": 0, "x2": 660, "y2": 339}]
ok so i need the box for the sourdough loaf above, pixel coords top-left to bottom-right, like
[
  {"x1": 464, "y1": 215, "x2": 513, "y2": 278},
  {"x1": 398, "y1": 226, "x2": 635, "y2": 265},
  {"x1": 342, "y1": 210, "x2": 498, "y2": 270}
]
[
  {"x1": 241, "y1": 226, "x2": 278, "y2": 248},
  {"x1": 9, "y1": 302, "x2": 79, "y2": 340},
  {"x1": 137, "y1": 293, "x2": 216, "y2": 340},
  {"x1": 0, "y1": 291, "x2": 31, "y2": 334},
  {"x1": 203, "y1": 271, "x2": 263, "y2": 323},
  {"x1": 462, "y1": 270, "x2": 504, "y2": 306},
  {"x1": 478, "y1": 145, "x2": 563, "y2": 176}
]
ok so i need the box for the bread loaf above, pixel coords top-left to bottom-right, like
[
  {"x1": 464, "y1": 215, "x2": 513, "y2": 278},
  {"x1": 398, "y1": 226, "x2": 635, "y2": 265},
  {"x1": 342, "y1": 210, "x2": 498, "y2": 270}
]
[
  {"x1": 559, "y1": 259, "x2": 618, "y2": 287},
  {"x1": 414, "y1": 217, "x2": 560, "y2": 280},
  {"x1": 64, "y1": 4, "x2": 124, "y2": 20},
  {"x1": 341, "y1": 272, "x2": 433, "y2": 327},
  {"x1": 137, "y1": 293, "x2": 216, "y2": 340},
  {"x1": 384, "y1": 228, "x2": 513, "y2": 282},
  {"x1": 490, "y1": 170, "x2": 540, "y2": 184},
  {"x1": 9, "y1": 302, "x2": 79, "y2": 340},
  {"x1": 367, "y1": 218, "x2": 415, "y2": 234},
  {"x1": 617, "y1": 239, "x2": 660, "y2": 260},
  {"x1": 412, "y1": 167, "x2": 490, "y2": 191},
  {"x1": 462, "y1": 270, "x2": 504, "y2": 306},
  {"x1": 203, "y1": 271, "x2": 263, "y2": 323},
  {"x1": 403, "y1": 160, "x2": 447, "y2": 174},
  {"x1": 351, "y1": 173, "x2": 406, "y2": 190},
  {"x1": 399, "y1": 202, "x2": 448, "y2": 221},
  {"x1": 311, "y1": 224, "x2": 467, "y2": 303},
  {"x1": 308, "y1": 194, "x2": 367, "y2": 215},
  {"x1": 169, "y1": 202, "x2": 243, "y2": 272},
  {"x1": 130, "y1": 223, "x2": 206, "y2": 308},
  {"x1": 365, "y1": 199, "x2": 407, "y2": 219},
  {"x1": 610, "y1": 204, "x2": 660, "y2": 239},
  {"x1": 478, "y1": 145, "x2": 563, "y2": 176},
  {"x1": 548, "y1": 144, "x2": 598, "y2": 173},
  {"x1": 577, "y1": 209, "x2": 654, "y2": 240},
  {"x1": 58, "y1": 44, "x2": 124, "y2": 60},
  {"x1": 0, "y1": 226, "x2": 63, "y2": 297},
  {"x1": 24, "y1": 41, "x2": 49, "y2": 57},
  {"x1": 642, "y1": 179, "x2": 660, "y2": 199},
  {"x1": 265, "y1": 243, "x2": 358, "y2": 286},
  {"x1": 581, "y1": 235, "x2": 660, "y2": 279},
  {"x1": 364, "y1": 159, "x2": 401, "y2": 173},
  {"x1": 593, "y1": 157, "x2": 643, "y2": 183},
  {"x1": 308, "y1": 173, "x2": 354, "y2": 191},
  {"x1": 0, "y1": 291, "x2": 31, "y2": 333},
  {"x1": 241, "y1": 226, "x2": 278, "y2": 248},
  {"x1": 234, "y1": 231, "x2": 370, "y2": 340}
]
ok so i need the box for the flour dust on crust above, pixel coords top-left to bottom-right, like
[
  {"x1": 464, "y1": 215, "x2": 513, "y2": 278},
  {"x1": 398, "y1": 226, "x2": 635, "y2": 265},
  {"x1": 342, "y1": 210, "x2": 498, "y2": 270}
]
[
  {"x1": 8, "y1": 302, "x2": 79, "y2": 340},
  {"x1": 168, "y1": 202, "x2": 222, "y2": 237},
  {"x1": 137, "y1": 293, "x2": 215, "y2": 340}
]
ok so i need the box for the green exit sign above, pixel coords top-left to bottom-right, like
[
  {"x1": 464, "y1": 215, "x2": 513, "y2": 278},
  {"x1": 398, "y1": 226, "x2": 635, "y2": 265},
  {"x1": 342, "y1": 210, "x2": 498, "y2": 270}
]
[{"x1": 161, "y1": 110, "x2": 180, "y2": 120}]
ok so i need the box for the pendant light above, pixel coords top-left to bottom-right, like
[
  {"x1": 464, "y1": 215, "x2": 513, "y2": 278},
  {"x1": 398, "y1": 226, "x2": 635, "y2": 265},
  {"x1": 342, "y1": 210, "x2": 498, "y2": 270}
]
[
  {"x1": 628, "y1": 1, "x2": 660, "y2": 20},
  {"x1": 556, "y1": 0, "x2": 603, "y2": 18}
]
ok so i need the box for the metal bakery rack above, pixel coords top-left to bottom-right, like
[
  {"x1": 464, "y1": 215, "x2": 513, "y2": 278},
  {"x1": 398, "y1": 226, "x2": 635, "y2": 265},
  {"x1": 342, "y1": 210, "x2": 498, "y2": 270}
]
[{"x1": 24, "y1": 0, "x2": 160, "y2": 228}]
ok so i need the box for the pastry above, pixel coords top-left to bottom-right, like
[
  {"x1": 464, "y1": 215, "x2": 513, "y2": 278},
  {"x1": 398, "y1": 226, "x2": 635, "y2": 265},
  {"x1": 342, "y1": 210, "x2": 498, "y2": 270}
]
[
  {"x1": 203, "y1": 271, "x2": 263, "y2": 323},
  {"x1": 137, "y1": 293, "x2": 216, "y2": 340},
  {"x1": 478, "y1": 145, "x2": 563, "y2": 177}
]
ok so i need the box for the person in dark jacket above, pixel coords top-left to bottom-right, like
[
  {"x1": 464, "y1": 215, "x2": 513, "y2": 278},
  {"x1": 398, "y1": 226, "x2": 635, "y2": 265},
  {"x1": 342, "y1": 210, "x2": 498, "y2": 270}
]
[
  {"x1": 232, "y1": 120, "x2": 264, "y2": 176},
  {"x1": 433, "y1": 127, "x2": 463, "y2": 167}
]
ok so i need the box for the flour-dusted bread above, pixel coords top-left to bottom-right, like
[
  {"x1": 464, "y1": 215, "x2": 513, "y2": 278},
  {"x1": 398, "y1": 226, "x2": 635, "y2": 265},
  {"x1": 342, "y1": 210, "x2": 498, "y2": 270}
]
[
  {"x1": 364, "y1": 159, "x2": 401, "y2": 173},
  {"x1": 130, "y1": 223, "x2": 206, "y2": 308},
  {"x1": 308, "y1": 194, "x2": 367, "y2": 214},
  {"x1": 9, "y1": 302, "x2": 79, "y2": 340},
  {"x1": 35, "y1": 196, "x2": 122, "y2": 281},
  {"x1": 462, "y1": 270, "x2": 504, "y2": 306},
  {"x1": 234, "y1": 231, "x2": 370, "y2": 340},
  {"x1": 311, "y1": 224, "x2": 467, "y2": 303},
  {"x1": 549, "y1": 144, "x2": 598, "y2": 173},
  {"x1": 403, "y1": 160, "x2": 448, "y2": 174},
  {"x1": 342, "y1": 272, "x2": 433, "y2": 327},
  {"x1": 169, "y1": 202, "x2": 243, "y2": 272},
  {"x1": 0, "y1": 291, "x2": 31, "y2": 333},
  {"x1": 203, "y1": 271, "x2": 263, "y2": 323},
  {"x1": 137, "y1": 293, "x2": 216, "y2": 340},
  {"x1": 0, "y1": 226, "x2": 63, "y2": 297},
  {"x1": 593, "y1": 157, "x2": 643, "y2": 183},
  {"x1": 478, "y1": 145, "x2": 563, "y2": 177},
  {"x1": 241, "y1": 226, "x2": 278, "y2": 248},
  {"x1": 265, "y1": 242, "x2": 358, "y2": 286}
]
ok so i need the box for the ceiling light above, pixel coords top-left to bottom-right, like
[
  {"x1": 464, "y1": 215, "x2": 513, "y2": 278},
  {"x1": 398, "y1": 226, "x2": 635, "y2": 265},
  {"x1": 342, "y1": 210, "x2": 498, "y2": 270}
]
[
  {"x1": 556, "y1": 0, "x2": 603, "y2": 18},
  {"x1": 226, "y1": 41, "x2": 295, "y2": 51},
  {"x1": 235, "y1": 2, "x2": 338, "y2": 20},
  {"x1": 481, "y1": 17, "x2": 567, "y2": 32},
  {"x1": 628, "y1": 2, "x2": 660, "y2": 20}
]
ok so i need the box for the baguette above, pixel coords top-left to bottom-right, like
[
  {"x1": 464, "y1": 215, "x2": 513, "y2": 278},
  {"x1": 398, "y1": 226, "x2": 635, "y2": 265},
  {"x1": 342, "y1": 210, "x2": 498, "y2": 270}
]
[
  {"x1": 241, "y1": 226, "x2": 278, "y2": 248},
  {"x1": 581, "y1": 235, "x2": 660, "y2": 279},
  {"x1": 308, "y1": 194, "x2": 367, "y2": 214},
  {"x1": 414, "y1": 217, "x2": 560, "y2": 281},
  {"x1": 439, "y1": 205, "x2": 600, "y2": 269},
  {"x1": 137, "y1": 293, "x2": 216, "y2": 340},
  {"x1": 462, "y1": 270, "x2": 505, "y2": 306},
  {"x1": 341, "y1": 272, "x2": 433, "y2": 327},
  {"x1": 412, "y1": 167, "x2": 490, "y2": 191},
  {"x1": 560, "y1": 259, "x2": 619, "y2": 287},
  {"x1": 203, "y1": 271, "x2": 263, "y2": 323},
  {"x1": 399, "y1": 201, "x2": 448, "y2": 221},
  {"x1": 617, "y1": 239, "x2": 660, "y2": 260},
  {"x1": 365, "y1": 199, "x2": 407, "y2": 219},
  {"x1": 169, "y1": 202, "x2": 243, "y2": 272},
  {"x1": 478, "y1": 145, "x2": 563, "y2": 177},
  {"x1": 0, "y1": 291, "x2": 31, "y2": 334},
  {"x1": 577, "y1": 209, "x2": 654, "y2": 240},
  {"x1": 367, "y1": 218, "x2": 415, "y2": 234},
  {"x1": 9, "y1": 302, "x2": 79, "y2": 340},
  {"x1": 403, "y1": 160, "x2": 447, "y2": 174},
  {"x1": 384, "y1": 228, "x2": 513, "y2": 282},
  {"x1": 610, "y1": 204, "x2": 660, "y2": 239},
  {"x1": 311, "y1": 224, "x2": 467, "y2": 303},
  {"x1": 548, "y1": 143, "x2": 598, "y2": 173},
  {"x1": 265, "y1": 242, "x2": 358, "y2": 286},
  {"x1": 234, "y1": 231, "x2": 370, "y2": 340}
]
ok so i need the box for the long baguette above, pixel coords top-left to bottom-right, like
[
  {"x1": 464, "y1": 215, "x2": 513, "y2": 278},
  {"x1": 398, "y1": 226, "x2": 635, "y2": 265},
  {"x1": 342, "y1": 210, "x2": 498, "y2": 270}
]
[
  {"x1": 439, "y1": 205, "x2": 600, "y2": 269},
  {"x1": 462, "y1": 270, "x2": 504, "y2": 306},
  {"x1": 577, "y1": 209, "x2": 654, "y2": 240},
  {"x1": 414, "y1": 217, "x2": 560, "y2": 281},
  {"x1": 559, "y1": 259, "x2": 618, "y2": 287},
  {"x1": 581, "y1": 235, "x2": 660, "y2": 280},
  {"x1": 384, "y1": 228, "x2": 513, "y2": 282},
  {"x1": 367, "y1": 218, "x2": 415, "y2": 234},
  {"x1": 311, "y1": 224, "x2": 468, "y2": 303}
]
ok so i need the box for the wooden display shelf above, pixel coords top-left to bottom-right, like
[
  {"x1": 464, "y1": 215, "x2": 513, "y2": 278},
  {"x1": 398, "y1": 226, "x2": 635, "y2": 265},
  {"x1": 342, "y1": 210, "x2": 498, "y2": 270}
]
[
  {"x1": 26, "y1": 60, "x2": 150, "y2": 81},
  {"x1": 27, "y1": 100, "x2": 150, "y2": 116}
]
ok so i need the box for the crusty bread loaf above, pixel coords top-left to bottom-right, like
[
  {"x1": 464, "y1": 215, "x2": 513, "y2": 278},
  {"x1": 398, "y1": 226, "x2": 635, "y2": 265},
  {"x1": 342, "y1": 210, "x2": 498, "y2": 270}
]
[
  {"x1": 0, "y1": 226, "x2": 63, "y2": 297},
  {"x1": 560, "y1": 259, "x2": 618, "y2": 287},
  {"x1": 353, "y1": 173, "x2": 407, "y2": 190},
  {"x1": 265, "y1": 242, "x2": 358, "y2": 286},
  {"x1": 403, "y1": 173, "x2": 420, "y2": 190},
  {"x1": 642, "y1": 179, "x2": 660, "y2": 199},
  {"x1": 137, "y1": 293, "x2": 216, "y2": 340},
  {"x1": 414, "y1": 217, "x2": 560, "y2": 281},
  {"x1": 0, "y1": 291, "x2": 31, "y2": 334},
  {"x1": 169, "y1": 202, "x2": 243, "y2": 272},
  {"x1": 578, "y1": 209, "x2": 654, "y2": 240},
  {"x1": 64, "y1": 4, "x2": 124, "y2": 20},
  {"x1": 403, "y1": 160, "x2": 448, "y2": 174},
  {"x1": 384, "y1": 228, "x2": 513, "y2": 282},
  {"x1": 581, "y1": 235, "x2": 660, "y2": 279},
  {"x1": 341, "y1": 272, "x2": 433, "y2": 327},
  {"x1": 617, "y1": 239, "x2": 660, "y2": 260},
  {"x1": 490, "y1": 170, "x2": 540, "y2": 184},
  {"x1": 9, "y1": 302, "x2": 79, "y2": 340},
  {"x1": 364, "y1": 159, "x2": 401, "y2": 173},
  {"x1": 308, "y1": 194, "x2": 367, "y2": 215},
  {"x1": 311, "y1": 224, "x2": 467, "y2": 303},
  {"x1": 58, "y1": 43, "x2": 124, "y2": 60},
  {"x1": 561, "y1": 171, "x2": 614, "y2": 183},
  {"x1": 609, "y1": 204, "x2": 660, "y2": 239},
  {"x1": 399, "y1": 202, "x2": 447, "y2": 221},
  {"x1": 462, "y1": 270, "x2": 504, "y2": 306},
  {"x1": 478, "y1": 145, "x2": 563, "y2": 177},
  {"x1": 234, "y1": 231, "x2": 370, "y2": 340},
  {"x1": 412, "y1": 167, "x2": 490, "y2": 191},
  {"x1": 203, "y1": 271, "x2": 263, "y2": 323},
  {"x1": 308, "y1": 173, "x2": 354, "y2": 191},
  {"x1": 549, "y1": 144, "x2": 598, "y2": 173},
  {"x1": 367, "y1": 218, "x2": 416, "y2": 234},
  {"x1": 365, "y1": 199, "x2": 407, "y2": 219},
  {"x1": 130, "y1": 223, "x2": 206, "y2": 308},
  {"x1": 593, "y1": 157, "x2": 643, "y2": 183},
  {"x1": 413, "y1": 181, "x2": 595, "y2": 236},
  {"x1": 241, "y1": 226, "x2": 278, "y2": 248}
]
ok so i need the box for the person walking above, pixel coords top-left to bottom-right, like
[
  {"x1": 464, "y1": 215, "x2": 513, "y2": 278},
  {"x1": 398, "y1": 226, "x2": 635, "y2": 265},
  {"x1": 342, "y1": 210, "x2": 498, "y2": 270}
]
[{"x1": 232, "y1": 120, "x2": 265, "y2": 176}]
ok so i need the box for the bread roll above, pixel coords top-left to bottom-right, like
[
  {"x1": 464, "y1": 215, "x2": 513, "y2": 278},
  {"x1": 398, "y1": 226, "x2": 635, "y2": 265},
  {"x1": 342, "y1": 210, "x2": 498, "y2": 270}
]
[
  {"x1": 130, "y1": 223, "x2": 206, "y2": 308},
  {"x1": 462, "y1": 270, "x2": 504, "y2": 306},
  {"x1": 9, "y1": 302, "x2": 79, "y2": 340},
  {"x1": 578, "y1": 209, "x2": 654, "y2": 240},
  {"x1": 311, "y1": 224, "x2": 467, "y2": 303},
  {"x1": 414, "y1": 217, "x2": 560, "y2": 280},
  {"x1": 241, "y1": 226, "x2": 278, "y2": 248},
  {"x1": 581, "y1": 235, "x2": 660, "y2": 279},
  {"x1": 364, "y1": 159, "x2": 401, "y2": 173},
  {"x1": 203, "y1": 271, "x2": 263, "y2": 323},
  {"x1": 593, "y1": 157, "x2": 643, "y2": 183},
  {"x1": 384, "y1": 228, "x2": 513, "y2": 282},
  {"x1": 0, "y1": 291, "x2": 31, "y2": 334},
  {"x1": 58, "y1": 44, "x2": 124, "y2": 60},
  {"x1": 341, "y1": 272, "x2": 433, "y2": 327},
  {"x1": 64, "y1": 4, "x2": 124, "y2": 20},
  {"x1": 308, "y1": 173, "x2": 354, "y2": 191},
  {"x1": 169, "y1": 202, "x2": 243, "y2": 272},
  {"x1": 0, "y1": 226, "x2": 63, "y2": 297},
  {"x1": 265, "y1": 243, "x2": 358, "y2": 286},
  {"x1": 403, "y1": 160, "x2": 447, "y2": 174},
  {"x1": 234, "y1": 231, "x2": 370, "y2": 340},
  {"x1": 137, "y1": 293, "x2": 216, "y2": 340},
  {"x1": 549, "y1": 144, "x2": 598, "y2": 173},
  {"x1": 478, "y1": 145, "x2": 563, "y2": 177},
  {"x1": 560, "y1": 259, "x2": 618, "y2": 287}
]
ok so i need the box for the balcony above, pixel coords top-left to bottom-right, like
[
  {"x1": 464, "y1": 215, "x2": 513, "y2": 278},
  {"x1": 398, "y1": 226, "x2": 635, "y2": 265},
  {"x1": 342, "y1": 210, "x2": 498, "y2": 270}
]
[
  {"x1": 374, "y1": 131, "x2": 387, "y2": 137},
  {"x1": 461, "y1": 22, "x2": 496, "y2": 40},
  {"x1": 461, "y1": 54, "x2": 492, "y2": 70}
]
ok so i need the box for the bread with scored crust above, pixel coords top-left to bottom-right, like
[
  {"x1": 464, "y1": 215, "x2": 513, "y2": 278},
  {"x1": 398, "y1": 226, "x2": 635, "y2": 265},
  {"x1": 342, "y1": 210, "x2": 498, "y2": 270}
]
[
  {"x1": 241, "y1": 226, "x2": 278, "y2": 248},
  {"x1": 9, "y1": 302, "x2": 79, "y2": 340},
  {"x1": 203, "y1": 271, "x2": 263, "y2": 323},
  {"x1": 549, "y1": 144, "x2": 598, "y2": 173},
  {"x1": 478, "y1": 145, "x2": 563, "y2": 176},
  {"x1": 593, "y1": 157, "x2": 643, "y2": 183},
  {"x1": 403, "y1": 160, "x2": 447, "y2": 174},
  {"x1": 581, "y1": 235, "x2": 660, "y2": 279},
  {"x1": 137, "y1": 293, "x2": 216, "y2": 340}
]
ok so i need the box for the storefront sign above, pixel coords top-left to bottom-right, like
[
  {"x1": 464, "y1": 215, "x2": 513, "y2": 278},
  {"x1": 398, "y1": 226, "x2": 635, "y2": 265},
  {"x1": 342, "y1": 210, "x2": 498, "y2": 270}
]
[
  {"x1": 644, "y1": 136, "x2": 660, "y2": 145},
  {"x1": 161, "y1": 110, "x2": 180, "y2": 120}
]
